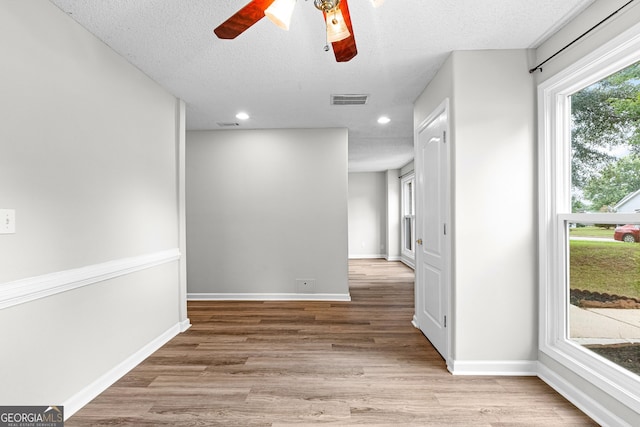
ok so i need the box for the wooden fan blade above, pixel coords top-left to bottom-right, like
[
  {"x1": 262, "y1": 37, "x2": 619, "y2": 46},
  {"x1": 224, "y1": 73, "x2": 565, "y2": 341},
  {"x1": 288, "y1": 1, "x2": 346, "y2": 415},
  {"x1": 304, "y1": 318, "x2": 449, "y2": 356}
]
[
  {"x1": 214, "y1": 0, "x2": 276, "y2": 39},
  {"x1": 329, "y1": 0, "x2": 357, "y2": 62}
]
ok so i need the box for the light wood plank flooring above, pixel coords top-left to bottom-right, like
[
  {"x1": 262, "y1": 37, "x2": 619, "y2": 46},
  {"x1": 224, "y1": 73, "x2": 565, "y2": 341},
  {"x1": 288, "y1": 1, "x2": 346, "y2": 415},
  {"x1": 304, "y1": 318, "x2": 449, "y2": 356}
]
[{"x1": 67, "y1": 259, "x2": 597, "y2": 426}]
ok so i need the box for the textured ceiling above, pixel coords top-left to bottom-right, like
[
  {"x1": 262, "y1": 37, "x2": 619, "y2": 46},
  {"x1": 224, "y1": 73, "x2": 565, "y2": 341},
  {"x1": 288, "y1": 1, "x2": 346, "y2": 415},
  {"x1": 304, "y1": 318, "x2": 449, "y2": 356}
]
[{"x1": 49, "y1": 0, "x2": 594, "y2": 171}]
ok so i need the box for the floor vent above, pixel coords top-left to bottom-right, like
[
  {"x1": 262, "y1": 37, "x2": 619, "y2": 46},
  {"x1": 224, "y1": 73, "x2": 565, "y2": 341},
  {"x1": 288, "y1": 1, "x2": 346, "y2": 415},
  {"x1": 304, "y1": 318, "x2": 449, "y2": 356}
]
[
  {"x1": 331, "y1": 94, "x2": 369, "y2": 105},
  {"x1": 217, "y1": 122, "x2": 240, "y2": 127}
]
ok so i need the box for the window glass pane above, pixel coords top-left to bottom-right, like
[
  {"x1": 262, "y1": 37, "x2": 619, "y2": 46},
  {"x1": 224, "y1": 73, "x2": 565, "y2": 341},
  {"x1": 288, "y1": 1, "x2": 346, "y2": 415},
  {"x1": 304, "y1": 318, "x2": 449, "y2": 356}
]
[
  {"x1": 568, "y1": 221, "x2": 640, "y2": 376},
  {"x1": 570, "y1": 60, "x2": 640, "y2": 214},
  {"x1": 404, "y1": 216, "x2": 413, "y2": 251},
  {"x1": 569, "y1": 61, "x2": 640, "y2": 376},
  {"x1": 408, "y1": 181, "x2": 414, "y2": 215},
  {"x1": 401, "y1": 176, "x2": 415, "y2": 256}
]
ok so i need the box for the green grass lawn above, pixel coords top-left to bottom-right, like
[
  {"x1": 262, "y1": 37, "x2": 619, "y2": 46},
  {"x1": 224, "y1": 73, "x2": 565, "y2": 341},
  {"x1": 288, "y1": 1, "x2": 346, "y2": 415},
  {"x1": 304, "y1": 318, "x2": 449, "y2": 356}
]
[
  {"x1": 569, "y1": 225, "x2": 617, "y2": 238},
  {"x1": 569, "y1": 239, "x2": 640, "y2": 299}
]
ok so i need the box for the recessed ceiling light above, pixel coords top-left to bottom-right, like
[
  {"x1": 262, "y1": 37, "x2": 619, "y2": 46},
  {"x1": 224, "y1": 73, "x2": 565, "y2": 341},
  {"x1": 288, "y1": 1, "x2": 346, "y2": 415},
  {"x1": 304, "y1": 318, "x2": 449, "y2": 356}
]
[
  {"x1": 235, "y1": 112, "x2": 250, "y2": 120},
  {"x1": 377, "y1": 116, "x2": 390, "y2": 124}
]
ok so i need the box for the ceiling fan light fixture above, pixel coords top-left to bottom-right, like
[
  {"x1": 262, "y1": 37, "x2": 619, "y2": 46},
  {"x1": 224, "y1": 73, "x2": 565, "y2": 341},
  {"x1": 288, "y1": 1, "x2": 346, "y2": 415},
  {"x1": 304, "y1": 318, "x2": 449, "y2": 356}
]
[
  {"x1": 265, "y1": 0, "x2": 297, "y2": 31},
  {"x1": 314, "y1": 0, "x2": 340, "y2": 13},
  {"x1": 326, "y1": 7, "x2": 350, "y2": 42}
]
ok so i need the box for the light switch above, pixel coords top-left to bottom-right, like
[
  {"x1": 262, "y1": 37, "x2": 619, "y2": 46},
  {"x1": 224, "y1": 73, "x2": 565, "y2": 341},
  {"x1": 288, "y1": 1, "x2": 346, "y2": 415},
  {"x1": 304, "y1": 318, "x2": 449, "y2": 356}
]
[{"x1": 0, "y1": 209, "x2": 16, "y2": 234}]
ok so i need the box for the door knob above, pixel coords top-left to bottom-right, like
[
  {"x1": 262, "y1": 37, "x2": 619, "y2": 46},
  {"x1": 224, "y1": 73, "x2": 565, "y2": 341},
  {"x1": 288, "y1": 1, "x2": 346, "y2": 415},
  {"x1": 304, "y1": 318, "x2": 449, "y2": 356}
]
[{"x1": 416, "y1": 238, "x2": 423, "y2": 245}]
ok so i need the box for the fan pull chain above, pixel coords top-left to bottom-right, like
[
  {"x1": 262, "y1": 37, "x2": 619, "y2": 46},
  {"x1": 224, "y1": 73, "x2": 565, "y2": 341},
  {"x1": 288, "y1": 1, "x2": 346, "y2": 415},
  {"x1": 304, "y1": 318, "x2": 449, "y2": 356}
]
[{"x1": 323, "y1": 16, "x2": 330, "y2": 51}]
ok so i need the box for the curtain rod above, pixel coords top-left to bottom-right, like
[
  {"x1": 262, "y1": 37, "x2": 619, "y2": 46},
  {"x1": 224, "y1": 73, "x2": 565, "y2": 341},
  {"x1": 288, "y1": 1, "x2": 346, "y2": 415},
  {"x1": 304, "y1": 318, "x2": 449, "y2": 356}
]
[{"x1": 529, "y1": 0, "x2": 636, "y2": 74}]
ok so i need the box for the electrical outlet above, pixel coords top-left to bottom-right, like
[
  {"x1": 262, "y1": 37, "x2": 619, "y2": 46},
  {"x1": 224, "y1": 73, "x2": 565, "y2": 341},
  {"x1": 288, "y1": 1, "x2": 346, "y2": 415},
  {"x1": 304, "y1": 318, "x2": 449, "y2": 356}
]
[
  {"x1": 296, "y1": 278, "x2": 316, "y2": 293},
  {"x1": 0, "y1": 209, "x2": 15, "y2": 234}
]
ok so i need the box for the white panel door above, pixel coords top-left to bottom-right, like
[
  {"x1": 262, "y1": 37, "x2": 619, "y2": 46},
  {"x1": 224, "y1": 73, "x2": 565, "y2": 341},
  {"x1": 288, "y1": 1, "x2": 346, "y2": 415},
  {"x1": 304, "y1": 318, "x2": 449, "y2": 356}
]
[{"x1": 414, "y1": 105, "x2": 450, "y2": 361}]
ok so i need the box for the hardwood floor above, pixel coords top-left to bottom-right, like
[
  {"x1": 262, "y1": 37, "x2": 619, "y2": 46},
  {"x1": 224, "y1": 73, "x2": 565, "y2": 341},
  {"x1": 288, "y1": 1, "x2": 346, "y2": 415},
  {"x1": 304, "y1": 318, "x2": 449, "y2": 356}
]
[{"x1": 67, "y1": 259, "x2": 597, "y2": 426}]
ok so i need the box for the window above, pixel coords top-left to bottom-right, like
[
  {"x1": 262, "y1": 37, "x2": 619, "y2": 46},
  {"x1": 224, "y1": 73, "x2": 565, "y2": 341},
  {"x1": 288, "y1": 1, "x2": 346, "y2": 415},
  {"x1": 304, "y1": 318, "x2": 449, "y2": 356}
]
[
  {"x1": 401, "y1": 173, "x2": 415, "y2": 261},
  {"x1": 539, "y1": 23, "x2": 640, "y2": 410}
]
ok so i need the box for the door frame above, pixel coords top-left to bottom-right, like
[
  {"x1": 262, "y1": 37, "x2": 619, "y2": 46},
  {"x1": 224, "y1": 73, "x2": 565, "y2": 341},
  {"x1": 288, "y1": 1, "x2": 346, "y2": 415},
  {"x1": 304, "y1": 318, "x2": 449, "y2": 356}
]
[{"x1": 413, "y1": 98, "x2": 452, "y2": 370}]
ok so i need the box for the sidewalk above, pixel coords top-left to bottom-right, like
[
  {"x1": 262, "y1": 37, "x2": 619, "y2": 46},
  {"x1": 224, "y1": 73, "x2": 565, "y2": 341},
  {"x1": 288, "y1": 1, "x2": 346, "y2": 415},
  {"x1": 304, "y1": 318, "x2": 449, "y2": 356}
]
[{"x1": 570, "y1": 305, "x2": 640, "y2": 345}]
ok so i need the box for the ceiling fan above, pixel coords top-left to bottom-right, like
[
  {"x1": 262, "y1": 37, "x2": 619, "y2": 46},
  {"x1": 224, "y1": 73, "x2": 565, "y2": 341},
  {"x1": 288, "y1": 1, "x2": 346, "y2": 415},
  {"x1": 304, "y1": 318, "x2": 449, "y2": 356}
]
[{"x1": 214, "y1": 0, "x2": 383, "y2": 62}]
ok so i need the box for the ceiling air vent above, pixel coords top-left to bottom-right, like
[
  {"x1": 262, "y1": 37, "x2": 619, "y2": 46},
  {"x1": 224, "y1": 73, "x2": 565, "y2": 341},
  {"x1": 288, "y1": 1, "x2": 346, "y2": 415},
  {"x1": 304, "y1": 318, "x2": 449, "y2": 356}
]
[
  {"x1": 331, "y1": 94, "x2": 369, "y2": 106},
  {"x1": 216, "y1": 122, "x2": 240, "y2": 127}
]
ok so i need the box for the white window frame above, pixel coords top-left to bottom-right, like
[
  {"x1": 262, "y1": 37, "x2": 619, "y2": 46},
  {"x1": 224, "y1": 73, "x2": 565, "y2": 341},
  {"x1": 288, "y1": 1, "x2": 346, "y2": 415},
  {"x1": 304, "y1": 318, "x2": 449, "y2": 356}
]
[
  {"x1": 538, "y1": 22, "x2": 640, "y2": 412},
  {"x1": 400, "y1": 173, "x2": 415, "y2": 262}
]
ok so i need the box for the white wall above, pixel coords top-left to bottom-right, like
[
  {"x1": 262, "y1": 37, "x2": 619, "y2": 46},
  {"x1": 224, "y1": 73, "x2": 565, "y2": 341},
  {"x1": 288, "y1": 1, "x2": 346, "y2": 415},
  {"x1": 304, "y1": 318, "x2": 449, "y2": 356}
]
[
  {"x1": 348, "y1": 172, "x2": 387, "y2": 258},
  {"x1": 414, "y1": 50, "x2": 537, "y2": 366},
  {"x1": 187, "y1": 129, "x2": 349, "y2": 299},
  {"x1": 348, "y1": 170, "x2": 403, "y2": 261},
  {"x1": 385, "y1": 169, "x2": 401, "y2": 261},
  {"x1": 0, "y1": 0, "x2": 183, "y2": 414},
  {"x1": 414, "y1": 55, "x2": 455, "y2": 133},
  {"x1": 452, "y1": 50, "x2": 537, "y2": 363}
]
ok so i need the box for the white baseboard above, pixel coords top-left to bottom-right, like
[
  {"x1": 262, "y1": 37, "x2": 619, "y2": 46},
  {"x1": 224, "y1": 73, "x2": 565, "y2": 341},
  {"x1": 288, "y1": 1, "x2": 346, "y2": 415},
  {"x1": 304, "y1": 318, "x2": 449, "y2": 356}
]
[
  {"x1": 0, "y1": 248, "x2": 181, "y2": 310},
  {"x1": 188, "y1": 293, "x2": 351, "y2": 302},
  {"x1": 179, "y1": 318, "x2": 192, "y2": 332},
  {"x1": 348, "y1": 254, "x2": 386, "y2": 259},
  {"x1": 450, "y1": 360, "x2": 538, "y2": 376},
  {"x1": 537, "y1": 362, "x2": 632, "y2": 427},
  {"x1": 63, "y1": 322, "x2": 182, "y2": 420},
  {"x1": 400, "y1": 257, "x2": 415, "y2": 269}
]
